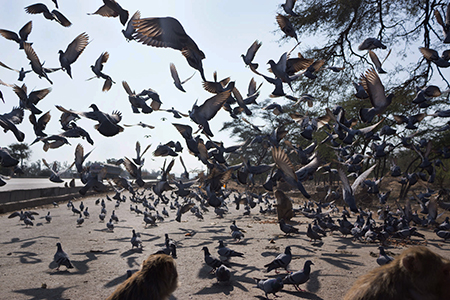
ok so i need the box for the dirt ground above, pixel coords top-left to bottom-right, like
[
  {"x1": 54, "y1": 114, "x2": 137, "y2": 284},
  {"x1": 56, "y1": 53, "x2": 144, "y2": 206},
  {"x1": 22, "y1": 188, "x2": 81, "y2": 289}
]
[{"x1": 0, "y1": 187, "x2": 449, "y2": 300}]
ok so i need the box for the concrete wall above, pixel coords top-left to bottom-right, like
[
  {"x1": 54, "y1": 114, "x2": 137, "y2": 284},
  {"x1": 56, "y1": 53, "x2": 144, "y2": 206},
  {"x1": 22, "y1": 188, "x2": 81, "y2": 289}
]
[{"x1": 0, "y1": 187, "x2": 97, "y2": 214}]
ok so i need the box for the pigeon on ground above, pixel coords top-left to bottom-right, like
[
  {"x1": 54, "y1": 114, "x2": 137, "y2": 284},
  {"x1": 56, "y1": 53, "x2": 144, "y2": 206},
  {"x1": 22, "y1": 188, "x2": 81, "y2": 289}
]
[
  {"x1": 264, "y1": 246, "x2": 292, "y2": 273},
  {"x1": 45, "y1": 211, "x2": 52, "y2": 223},
  {"x1": 217, "y1": 240, "x2": 244, "y2": 260},
  {"x1": 131, "y1": 229, "x2": 142, "y2": 249},
  {"x1": 24, "y1": 217, "x2": 33, "y2": 227},
  {"x1": 54, "y1": 242, "x2": 73, "y2": 270},
  {"x1": 255, "y1": 277, "x2": 284, "y2": 299},
  {"x1": 279, "y1": 219, "x2": 299, "y2": 235},
  {"x1": 76, "y1": 213, "x2": 84, "y2": 226},
  {"x1": 106, "y1": 218, "x2": 114, "y2": 231},
  {"x1": 307, "y1": 223, "x2": 323, "y2": 243},
  {"x1": 434, "y1": 229, "x2": 450, "y2": 241},
  {"x1": 283, "y1": 260, "x2": 314, "y2": 291},
  {"x1": 216, "y1": 264, "x2": 231, "y2": 283},
  {"x1": 376, "y1": 246, "x2": 394, "y2": 265},
  {"x1": 231, "y1": 230, "x2": 245, "y2": 242},
  {"x1": 201, "y1": 246, "x2": 229, "y2": 272}
]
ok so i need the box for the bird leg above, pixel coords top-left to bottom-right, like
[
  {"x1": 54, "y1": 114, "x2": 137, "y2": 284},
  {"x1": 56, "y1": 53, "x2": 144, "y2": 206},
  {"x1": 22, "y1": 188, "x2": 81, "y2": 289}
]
[{"x1": 294, "y1": 284, "x2": 305, "y2": 292}]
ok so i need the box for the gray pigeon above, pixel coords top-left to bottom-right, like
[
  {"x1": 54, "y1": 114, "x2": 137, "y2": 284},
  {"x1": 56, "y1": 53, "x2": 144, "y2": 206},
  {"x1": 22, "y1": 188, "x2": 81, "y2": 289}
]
[
  {"x1": 122, "y1": 10, "x2": 140, "y2": 41},
  {"x1": 189, "y1": 86, "x2": 234, "y2": 137},
  {"x1": 256, "y1": 277, "x2": 284, "y2": 299},
  {"x1": 131, "y1": 229, "x2": 142, "y2": 248},
  {"x1": 23, "y1": 43, "x2": 53, "y2": 84},
  {"x1": 133, "y1": 16, "x2": 206, "y2": 81},
  {"x1": 231, "y1": 229, "x2": 245, "y2": 241},
  {"x1": 376, "y1": 246, "x2": 394, "y2": 265},
  {"x1": 216, "y1": 264, "x2": 231, "y2": 283},
  {"x1": 358, "y1": 38, "x2": 387, "y2": 50},
  {"x1": 170, "y1": 62, "x2": 195, "y2": 92},
  {"x1": 217, "y1": 240, "x2": 244, "y2": 260},
  {"x1": 434, "y1": 5, "x2": 450, "y2": 43},
  {"x1": 25, "y1": 3, "x2": 71, "y2": 27},
  {"x1": 264, "y1": 246, "x2": 292, "y2": 273},
  {"x1": 45, "y1": 211, "x2": 52, "y2": 223},
  {"x1": 58, "y1": 32, "x2": 89, "y2": 78},
  {"x1": 0, "y1": 21, "x2": 32, "y2": 49},
  {"x1": 282, "y1": 0, "x2": 298, "y2": 17},
  {"x1": 201, "y1": 246, "x2": 229, "y2": 272},
  {"x1": 89, "y1": 0, "x2": 129, "y2": 26},
  {"x1": 307, "y1": 223, "x2": 322, "y2": 243},
  {"x1": 107, "y1": 218, "x2": 115, "y2": 231},
  {"x1": 58, "y1": 104, "x2": 123, "y2": 137},
  {"x1": 276, "y1": 14, "x2": 297, "y2": 41},
  {"x1": 283, "y1": 260, "x2": 314, "y2": 291},
  {"x1": 359, "y1": 68, "x2": 394, "y2": 123},
  {"x1": 0, "y1": 107, "x2": 25, "y2": 142},
  {"x1": 241, "y1": 40, "x2": 262, "y2": 70},
  {"x1": 279, "y1": 219, "x2": 299, "y2": 235},
  {"x1": 434, "y1": 229, "x2": 450, "y2": 241},
  {"x1": 54, "y1": 242, "x2": 73, "y2": 270}
]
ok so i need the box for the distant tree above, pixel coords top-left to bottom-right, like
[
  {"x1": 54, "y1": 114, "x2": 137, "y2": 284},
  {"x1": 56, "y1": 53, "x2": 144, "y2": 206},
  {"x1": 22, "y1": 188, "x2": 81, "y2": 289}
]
[
  {"x1": 24, "y1": 160, "x2": 42, "y2": 177},
  {"x1": 7, "y1": 143, "x2": 32, "y2": 168}
]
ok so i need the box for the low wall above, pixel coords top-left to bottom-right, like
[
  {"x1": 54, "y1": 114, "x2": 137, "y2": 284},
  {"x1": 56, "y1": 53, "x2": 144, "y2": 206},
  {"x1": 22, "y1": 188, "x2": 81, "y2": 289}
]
[
  {"x1": 0, "y1": 187, "x2": 98, "y2": 214},
  {"x1": 0, "y1": 179, "x2": 158, "y2": 214}
]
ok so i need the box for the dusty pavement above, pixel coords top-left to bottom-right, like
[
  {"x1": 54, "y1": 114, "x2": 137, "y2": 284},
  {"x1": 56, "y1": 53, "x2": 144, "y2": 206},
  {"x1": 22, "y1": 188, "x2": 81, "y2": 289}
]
[{"x1": 0, "y1": 190, "x2": 449, "y2": 300}]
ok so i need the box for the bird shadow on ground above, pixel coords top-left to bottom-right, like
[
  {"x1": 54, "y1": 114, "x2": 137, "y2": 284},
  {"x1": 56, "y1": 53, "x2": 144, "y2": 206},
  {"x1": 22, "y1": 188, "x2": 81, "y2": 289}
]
[
  {"x1": 197, "y1": 264, "x2": 216, "y2": 279},
  {"x1": 108, "y1": 237, "x2": 130, "y2": 242},
  {"x1": 190, "y1": 240, "x2": 214, "y2": 248},
  {"x1": 427, "y1": 240, "x2": 448, "y2": 248},
  {"x1": 306, "y1": 270, "x2": 321, "y2": 292},
  {"x1": 20, "y1": 240, "x2": 36, "y2": 248},
  {"x1": 93, "y1": 228, "x2": 115, "y2": 233},
  {"x1": 194, "y1": 282, "x2": 234, "y2": 296},
  {"x1": 2, "y1": 235, "x2": 59, "y2": 245},
  {"x1": 335, "y1": 237, "x2": 374, "y2": 249},
  {"x1": 13, "y1": 285, "x2": 71, "y2": 300},
  {"x1": 320, "y1": 254, "x2": 364, "y2": 270},
  {"x1": 176, "y1": 227, "x2": 197, "y2": 237},
  {"x1": 283, "y1": 289, "x2": 324, "y2": 300},
  {"x1": 103, "y1": 268, "x2": 139, "y2": 288},
  {"x1": 121, "y1": 248, "x2": 143, "y2": 257},
  {"x1": 126, "y1": 256, "x2": 141, "y2": 268},
  {"x1": 13, "y1": 251, "x2": 42, "y2": 264},
  {"x1": 260, "y1": 251, "x2": 281, "y2": 258},
  {"x1": 290, "y1": 244, "x2": 318, "y2": 254}
]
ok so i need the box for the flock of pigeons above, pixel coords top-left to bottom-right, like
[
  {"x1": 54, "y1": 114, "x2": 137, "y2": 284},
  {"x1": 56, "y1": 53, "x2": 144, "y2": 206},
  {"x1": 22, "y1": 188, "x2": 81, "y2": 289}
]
[{"x1": 3, "y1": 0, "x2": 450, "y2": 298}]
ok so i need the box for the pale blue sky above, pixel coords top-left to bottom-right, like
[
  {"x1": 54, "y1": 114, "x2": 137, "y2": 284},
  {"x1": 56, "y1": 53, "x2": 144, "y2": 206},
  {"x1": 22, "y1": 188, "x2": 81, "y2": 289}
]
[{"x1": 0, "y1": 0, "x2": 303, "y2": 175}]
